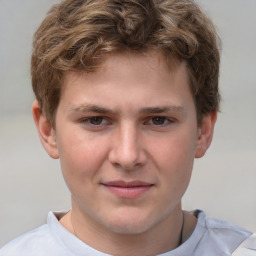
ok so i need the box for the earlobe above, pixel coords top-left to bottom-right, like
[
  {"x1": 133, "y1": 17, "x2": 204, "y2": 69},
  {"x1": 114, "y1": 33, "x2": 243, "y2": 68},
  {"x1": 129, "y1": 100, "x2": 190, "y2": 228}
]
[
  {"x1": 195, "y1": 111, "x2": 217, "y2": 158},
  {"x1": 32, "y1": 100, "x2": 59, "y2": 159}
]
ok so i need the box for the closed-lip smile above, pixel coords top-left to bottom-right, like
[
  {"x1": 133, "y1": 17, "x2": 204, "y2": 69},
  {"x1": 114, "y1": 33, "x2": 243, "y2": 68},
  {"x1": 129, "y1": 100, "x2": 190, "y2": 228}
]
[{"x1": 101, "y1": 180, "x2": 154, "y2": 199}]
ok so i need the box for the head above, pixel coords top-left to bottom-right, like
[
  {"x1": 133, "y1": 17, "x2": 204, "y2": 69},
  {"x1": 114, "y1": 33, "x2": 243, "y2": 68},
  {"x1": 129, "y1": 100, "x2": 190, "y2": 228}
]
[
  {"x1": 31, "y1": 0, "x2": 220, "y2": 252},
  {"x1": 31, "y1": 0, "x2": 220, "y2": 127}
]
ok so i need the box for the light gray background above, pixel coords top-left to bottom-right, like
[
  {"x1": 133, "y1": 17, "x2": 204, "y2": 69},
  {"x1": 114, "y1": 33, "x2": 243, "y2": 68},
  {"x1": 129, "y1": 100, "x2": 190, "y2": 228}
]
[{"x1": 0, "y1": 0, "x2": 256, "y2": 247}]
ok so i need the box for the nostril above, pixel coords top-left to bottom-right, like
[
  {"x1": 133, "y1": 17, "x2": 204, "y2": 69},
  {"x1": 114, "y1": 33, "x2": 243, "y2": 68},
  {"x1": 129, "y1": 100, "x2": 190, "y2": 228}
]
[{"x1": 112, "y1": 162, "x2": 121, "y2": 168}]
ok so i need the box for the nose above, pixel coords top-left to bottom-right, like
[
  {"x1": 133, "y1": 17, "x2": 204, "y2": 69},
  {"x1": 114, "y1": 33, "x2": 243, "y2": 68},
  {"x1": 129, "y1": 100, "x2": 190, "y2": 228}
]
[{"x1": 108, "y1": 122, "x2": 147, "y2": 170}]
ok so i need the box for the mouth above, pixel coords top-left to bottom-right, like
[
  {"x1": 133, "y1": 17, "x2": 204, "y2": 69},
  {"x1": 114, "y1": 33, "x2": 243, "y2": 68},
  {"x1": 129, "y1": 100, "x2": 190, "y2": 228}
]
[{"x1": 101, "y1": 180, "x2": 154, "y2": 199}]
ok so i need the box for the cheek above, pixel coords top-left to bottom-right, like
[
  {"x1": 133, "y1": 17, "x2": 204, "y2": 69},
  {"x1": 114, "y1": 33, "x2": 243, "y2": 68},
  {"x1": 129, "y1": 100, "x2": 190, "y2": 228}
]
[
  {"x1": 57, "y1": 133, "x2": 109, "y2": 185},
  {"x1": 151, "y1": 133, "x2": 197, "y2": 169},
  {"x1": 149, "y1": 132, "x2": 197, "y2": 191}
]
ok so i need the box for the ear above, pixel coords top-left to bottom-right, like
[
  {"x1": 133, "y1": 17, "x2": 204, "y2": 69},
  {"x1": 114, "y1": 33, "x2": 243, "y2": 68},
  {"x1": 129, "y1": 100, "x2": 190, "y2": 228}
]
[
  {"x1": 32, "y1": 100, "x2": 59, "y2": 159},
  {"x1": 195, "y1": 111, "x2": 217, "y2": 158}
]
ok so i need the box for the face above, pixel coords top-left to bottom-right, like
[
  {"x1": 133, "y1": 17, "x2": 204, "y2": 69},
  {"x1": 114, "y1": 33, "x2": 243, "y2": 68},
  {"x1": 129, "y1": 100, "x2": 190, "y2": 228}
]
[{"x1": 35, "y1": 51, "x2": 215, "y2": 237}]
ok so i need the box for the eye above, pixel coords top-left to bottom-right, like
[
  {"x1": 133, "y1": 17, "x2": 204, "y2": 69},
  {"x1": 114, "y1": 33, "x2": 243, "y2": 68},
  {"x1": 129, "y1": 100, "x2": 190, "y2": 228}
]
[
  {"x1": 80, "y1": 116, "x2": 109, "y2": 126},
  {"x1": 151, "y1": 116, "x2": 168, "y2": 125},
  {"x1": 144, "y1": 116, "x2": 175, "y2": 127},
  {"x1": 88, "y1": 116, "x2": 104, "y2": 125}
]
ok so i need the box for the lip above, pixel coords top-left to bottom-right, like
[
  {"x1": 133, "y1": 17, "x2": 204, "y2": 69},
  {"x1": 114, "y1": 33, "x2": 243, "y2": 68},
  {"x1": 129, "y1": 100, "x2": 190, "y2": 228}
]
[{"x1": 101, "y1": 180, "x2": 154, "y2": 199}]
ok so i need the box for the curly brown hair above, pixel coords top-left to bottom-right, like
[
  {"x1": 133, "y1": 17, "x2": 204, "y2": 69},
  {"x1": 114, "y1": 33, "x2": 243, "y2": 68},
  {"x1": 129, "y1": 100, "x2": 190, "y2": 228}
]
[{"x1": 31, "y1": 0, "x2": 221, "y2": 126}]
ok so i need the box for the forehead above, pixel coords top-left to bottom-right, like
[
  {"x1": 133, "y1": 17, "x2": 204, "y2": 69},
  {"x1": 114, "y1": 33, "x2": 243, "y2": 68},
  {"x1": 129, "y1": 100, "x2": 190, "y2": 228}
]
[
  {"x1": 62, "y1": 50, "x2": 186, "y2": 91},
  {"x1": 58, "y1": 51, "x2": 195, "y2": 119}
]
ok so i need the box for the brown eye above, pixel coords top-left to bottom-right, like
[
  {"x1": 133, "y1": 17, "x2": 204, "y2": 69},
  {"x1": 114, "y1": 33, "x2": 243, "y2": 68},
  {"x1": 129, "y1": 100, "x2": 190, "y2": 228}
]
[
  {"x1": 151, "y1": 117, "x2": 167, "y2": 125},
  {"x1": 89, "y1": 117, "x2": 103, "y2": 125}
]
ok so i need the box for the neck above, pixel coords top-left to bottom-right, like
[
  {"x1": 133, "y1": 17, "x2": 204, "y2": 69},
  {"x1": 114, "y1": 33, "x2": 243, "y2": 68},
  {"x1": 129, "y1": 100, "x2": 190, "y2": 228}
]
[{"x1": 60, "y1": 204, "x2": 197, "y2": 256}]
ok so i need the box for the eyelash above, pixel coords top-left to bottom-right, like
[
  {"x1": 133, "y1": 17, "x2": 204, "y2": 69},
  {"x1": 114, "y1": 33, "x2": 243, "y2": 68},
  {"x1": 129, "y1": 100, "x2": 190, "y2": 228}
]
[
  {"x1": 145, "y1": 116, "x2": 175, "y2": 126},
  {"x1": 80, "y1": 116, "x2": 110, "y2": 126},
  {"x1": 80, "y1": 116, "x2": 175, "y2": 127}
]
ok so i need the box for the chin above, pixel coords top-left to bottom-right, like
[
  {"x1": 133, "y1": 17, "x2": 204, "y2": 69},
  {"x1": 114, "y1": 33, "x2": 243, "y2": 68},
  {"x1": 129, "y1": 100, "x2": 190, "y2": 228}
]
[
  {"x1": 103, "y1": 210, "x2": 159, "y2": 235},
  {"x1": 108, "y1": 221, "x2": 151, "y2": 235}
]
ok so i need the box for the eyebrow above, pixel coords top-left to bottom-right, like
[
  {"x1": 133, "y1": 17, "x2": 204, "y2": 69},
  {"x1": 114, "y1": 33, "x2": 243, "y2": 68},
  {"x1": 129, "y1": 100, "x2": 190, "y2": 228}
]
[
  {"x1": 68, "y1": 104, "x2": 116, "y2": 114},
  {"x1": 139, "y1": 105, "x2": 184, "y2": 114},
  {"x1": 68, "y1": 104, "x2": 184, "y2": 115}
]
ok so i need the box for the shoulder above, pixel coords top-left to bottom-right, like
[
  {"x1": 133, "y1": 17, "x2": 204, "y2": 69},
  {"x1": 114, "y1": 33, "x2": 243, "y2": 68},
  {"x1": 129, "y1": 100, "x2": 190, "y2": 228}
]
[
  {"x1": 232, "y1": 233, "x2": 256, "y2": 256},
  {"x1": 0, "y1": 212, "x2": 67, "y2": 256},
  {"x1": 204, "y1": 213, "x2": 252, "y2": 239},
  {"x1": 0, "y1": 224, "x2": 54, "y2": 256},
  {"x1": 196, "y1": 211, "x2": 255, "y2": 255}
]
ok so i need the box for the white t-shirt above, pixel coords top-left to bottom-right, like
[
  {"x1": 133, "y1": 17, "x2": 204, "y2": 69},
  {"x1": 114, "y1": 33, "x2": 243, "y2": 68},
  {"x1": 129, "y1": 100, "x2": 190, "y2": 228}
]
[{"x1": 1, "y1": 210, "x2": 256, "y2": 256}]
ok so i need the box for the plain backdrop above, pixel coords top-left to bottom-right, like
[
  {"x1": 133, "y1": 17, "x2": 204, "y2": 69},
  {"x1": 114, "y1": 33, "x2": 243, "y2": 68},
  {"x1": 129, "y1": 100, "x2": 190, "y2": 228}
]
[{"x1": 0, "y1": 0, "x2": 256, "y2": 247}]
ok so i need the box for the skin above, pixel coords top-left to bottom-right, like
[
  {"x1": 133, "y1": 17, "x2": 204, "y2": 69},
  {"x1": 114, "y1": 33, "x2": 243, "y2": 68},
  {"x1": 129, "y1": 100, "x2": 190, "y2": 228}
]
[{"x1": 33, "y1": 51, "x2": 216, "y2": 255}]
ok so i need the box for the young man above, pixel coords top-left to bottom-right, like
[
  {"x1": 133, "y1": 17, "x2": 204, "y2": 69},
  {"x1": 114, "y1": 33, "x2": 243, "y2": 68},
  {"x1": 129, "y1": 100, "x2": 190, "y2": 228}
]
[{"x1": 1, "y1": 0, "x2": 255, "y2": 255}]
